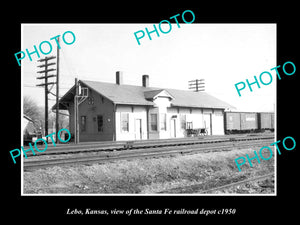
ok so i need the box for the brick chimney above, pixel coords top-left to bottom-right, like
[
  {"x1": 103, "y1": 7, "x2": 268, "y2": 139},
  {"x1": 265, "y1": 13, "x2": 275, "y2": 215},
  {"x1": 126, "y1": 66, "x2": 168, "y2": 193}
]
[
  {"x1": 116, "y1": 71, "x2": 123, "y2": 85},
  {"x1": 142, "y1": 75, "x2": 149, "y2": 87}
]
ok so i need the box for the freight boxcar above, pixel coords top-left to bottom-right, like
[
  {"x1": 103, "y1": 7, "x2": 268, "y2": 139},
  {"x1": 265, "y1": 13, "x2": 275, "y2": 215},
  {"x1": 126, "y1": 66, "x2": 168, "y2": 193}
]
[
  {"x1": 259, "y1": 112, "x2": 274, "y2": 131},
  {"x1": 225, "y1": 112, "x2": 258, "y2": 133},
  {"x1": 224, "y1": 111, "x2": 274, "y2": 134},
  {"x1": 240, "y1": 112, "x2": 259, "y2": 131},
  {"x1": 224, "y1": 112, "x2": 241, "y2": 133}
]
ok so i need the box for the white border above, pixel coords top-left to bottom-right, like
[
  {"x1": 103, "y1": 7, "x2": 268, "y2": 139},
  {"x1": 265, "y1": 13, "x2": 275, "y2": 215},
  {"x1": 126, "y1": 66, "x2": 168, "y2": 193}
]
[{"x1": 21, "y1": 23, "x2": 277, "y2": 197}]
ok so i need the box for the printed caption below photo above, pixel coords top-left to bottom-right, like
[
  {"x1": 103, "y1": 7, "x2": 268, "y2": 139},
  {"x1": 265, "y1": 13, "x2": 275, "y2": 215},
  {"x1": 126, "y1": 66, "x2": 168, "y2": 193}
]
[{"x1": 66, "y1": 208, "x2": 236, "y2": 216}]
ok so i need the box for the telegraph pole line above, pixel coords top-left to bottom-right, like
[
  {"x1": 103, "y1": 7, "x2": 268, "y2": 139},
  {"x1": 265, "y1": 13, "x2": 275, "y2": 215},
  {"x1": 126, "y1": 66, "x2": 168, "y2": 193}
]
[
  {"x1": 37, "y1": 56, "x2": 56, "y2": 142},
  {"x1": 188, "y1": 79, "x2": 205, "y2": 92}
]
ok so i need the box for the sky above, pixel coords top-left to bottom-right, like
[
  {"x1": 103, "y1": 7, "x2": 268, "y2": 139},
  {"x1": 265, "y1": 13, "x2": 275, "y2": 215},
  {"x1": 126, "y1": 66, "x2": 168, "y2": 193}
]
[{"x1": 22, "y1": 23, "x2": 276, "y2": 112}]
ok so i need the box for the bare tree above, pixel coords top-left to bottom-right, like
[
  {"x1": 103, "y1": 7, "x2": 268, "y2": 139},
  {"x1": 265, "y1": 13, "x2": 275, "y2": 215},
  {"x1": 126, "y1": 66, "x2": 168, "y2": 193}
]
[
  {"x1": 23, "y1": 96, "x2": 39, "y2": 120},
  {"x1": 23, "y1": 96, "x2": 44, "y2": 130},
  {"x1": 24, "y1": 95, "x2": 69, "y2": 135},
  {"x1": 48, "y1": 110, "x2": 69, "y2": 131}
]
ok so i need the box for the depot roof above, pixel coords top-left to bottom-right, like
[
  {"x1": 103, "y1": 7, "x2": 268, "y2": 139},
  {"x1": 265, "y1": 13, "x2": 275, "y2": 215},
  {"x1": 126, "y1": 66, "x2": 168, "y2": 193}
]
[{"x1": 54, "y1": 79, "x2": 235, "y2": 110}]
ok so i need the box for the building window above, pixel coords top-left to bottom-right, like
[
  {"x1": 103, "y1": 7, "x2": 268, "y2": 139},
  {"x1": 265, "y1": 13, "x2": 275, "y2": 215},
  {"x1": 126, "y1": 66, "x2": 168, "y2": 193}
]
[
  {"x1": 160, "y1": 113, "x2": 166, "y2": 131},
  {"x1": 121, "y1": 113, "x2": 129, "y2": 132},
  {"x1": 180, "y1": 114, "x2": 186, "y2": 129},
  {"x1": 150, "y1": 114, "x2": 158, "y2": 131},
  {"x1": 97, "y1": 115, "x2": 103, "y2": 132},
  {"x1": 88, "y1": 97, "x2": 94, "y2": 105},
  {"x1": 81, "y1": 116, "x2": 87, "y2": 132}
]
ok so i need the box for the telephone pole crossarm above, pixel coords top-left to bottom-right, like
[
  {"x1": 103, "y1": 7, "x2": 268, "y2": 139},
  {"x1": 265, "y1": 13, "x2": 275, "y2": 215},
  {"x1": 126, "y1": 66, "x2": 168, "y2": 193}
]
[{"x1": 188, "y1": 79, "x2": 205, "y2": 92}]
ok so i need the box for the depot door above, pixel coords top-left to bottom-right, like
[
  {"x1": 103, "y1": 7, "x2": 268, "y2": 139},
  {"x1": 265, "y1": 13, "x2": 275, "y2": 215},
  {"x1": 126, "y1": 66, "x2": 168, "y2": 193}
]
[
  {"x1": 212, "y1": 112, "x2": 224, "y2": 135},
  {"x1": 170, "y1": 118, "x2": 176, "y2": 138},
  {"x1": 203, "y1": 114, "x2": 212, "y2": 135},
  {"x1": 135, "y1": 119, "x2": 142, "y2": 140}
]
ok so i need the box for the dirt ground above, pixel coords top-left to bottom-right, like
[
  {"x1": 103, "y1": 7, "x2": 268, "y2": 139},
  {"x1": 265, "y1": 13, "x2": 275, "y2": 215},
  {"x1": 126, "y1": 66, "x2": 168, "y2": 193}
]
[{"x1": 23, "y1": 147, "x2": 275, "y2": 194}]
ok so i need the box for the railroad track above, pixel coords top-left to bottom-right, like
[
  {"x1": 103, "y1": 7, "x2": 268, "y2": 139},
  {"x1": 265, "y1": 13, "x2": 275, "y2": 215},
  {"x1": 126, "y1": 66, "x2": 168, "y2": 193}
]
[
  {"x1": 24, "y1": 136, "x2": 274, "y2": 171},
  {"x1": 158, "y1": 173, "x2": 274, "y2": 194},
  {"x1": 201, "y1": 173, "x2": 274, "y2": 194},
  {"x1": 25, "y1": 133, "x2": 274, "y2": 157}
]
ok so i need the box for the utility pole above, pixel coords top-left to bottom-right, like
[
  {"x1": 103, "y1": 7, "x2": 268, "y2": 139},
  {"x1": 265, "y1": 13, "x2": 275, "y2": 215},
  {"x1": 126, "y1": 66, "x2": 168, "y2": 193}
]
[
  {"x1": 56, "y1": 37, "x2": 60, "y2": 144},
  {"x1": 37, "y1": 56, "x2": 56, "y2": 142},
  {"x1": 74, "y1": 78, "x2": 79, "y2": 144},
  {"x1": 188, "y1": 79, "x2": 205, "y2": 92},
  {"x1": 73, "y1": 78, "x2": 88, "y2": 144}
]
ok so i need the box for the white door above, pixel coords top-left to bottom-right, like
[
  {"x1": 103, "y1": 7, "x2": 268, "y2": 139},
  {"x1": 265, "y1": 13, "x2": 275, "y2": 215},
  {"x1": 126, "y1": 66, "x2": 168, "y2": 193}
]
[
  {"x1": 212, "y1": 113, "x2": 224, "y2": 135},
  {"x1": 170, "y1": 119, "x2": 176, "y2": 138},
  {"x1": 135, "y1": 119, "x2": 142, "y2": 140},
  {"x1": 203, "y1": 114, "x2": 212, "y2": 135}
]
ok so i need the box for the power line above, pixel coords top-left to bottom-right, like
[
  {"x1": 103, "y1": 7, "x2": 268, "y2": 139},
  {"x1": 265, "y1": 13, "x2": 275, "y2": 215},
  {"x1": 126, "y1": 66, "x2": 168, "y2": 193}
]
[{"x1": 24, "y1": 84, "x2": 70, "y2": 89}]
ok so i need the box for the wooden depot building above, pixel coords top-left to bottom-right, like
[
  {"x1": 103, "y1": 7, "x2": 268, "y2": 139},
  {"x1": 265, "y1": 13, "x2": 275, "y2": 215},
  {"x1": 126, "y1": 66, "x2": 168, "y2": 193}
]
[{"x1": 54, "y1": 72, "x2": 234, "y2": 142}]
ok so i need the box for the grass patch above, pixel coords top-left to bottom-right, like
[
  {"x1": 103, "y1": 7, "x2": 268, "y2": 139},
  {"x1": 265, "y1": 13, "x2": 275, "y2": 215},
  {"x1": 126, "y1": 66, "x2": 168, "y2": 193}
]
[{"x1": 23, "y1": 147, "x2": 275, "y2": 194}]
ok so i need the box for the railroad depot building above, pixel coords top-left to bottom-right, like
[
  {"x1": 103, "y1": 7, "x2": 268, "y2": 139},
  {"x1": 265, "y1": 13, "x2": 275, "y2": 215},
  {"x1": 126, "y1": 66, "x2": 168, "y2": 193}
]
[{"x1": 54, "y1": 72, "x2": 234, "y2": 142}]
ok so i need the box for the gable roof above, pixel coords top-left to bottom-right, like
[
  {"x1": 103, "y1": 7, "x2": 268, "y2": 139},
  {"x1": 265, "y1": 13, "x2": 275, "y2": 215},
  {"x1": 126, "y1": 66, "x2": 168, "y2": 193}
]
[
  {"x1": 54, "y1": 79, "x2": 235, "y2": 110},
  {"x1": 144, "y1": 89, "x2": 174, "y2": 100}
]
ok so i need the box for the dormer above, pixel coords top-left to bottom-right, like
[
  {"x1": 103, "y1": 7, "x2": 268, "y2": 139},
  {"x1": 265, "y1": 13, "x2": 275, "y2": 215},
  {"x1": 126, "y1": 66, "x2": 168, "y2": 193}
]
[{"x1": 144, "y1": 89, "x2": 174, "y2": 108}]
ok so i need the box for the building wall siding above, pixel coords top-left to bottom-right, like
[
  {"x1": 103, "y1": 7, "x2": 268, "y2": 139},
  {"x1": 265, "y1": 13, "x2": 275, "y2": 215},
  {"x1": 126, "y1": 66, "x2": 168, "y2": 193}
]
[
  {"x1": 211, "y1": 109, "x2": 225, "y2": 135},
  {"x1": 151, "y1": 97, "x2": 171, "y2": 139},
  {"x1": 67, "y1": 90, "x2": 225, "y2": 142},
  {"x1": 115, "y1": 105, "x2": 148, "y2": 141},
  {"x1": 68, "y1": 88, "x2": 115, "y2": 142},
  {"x1": 148, "y1": 107, "x2": 160, "y2": 139}
]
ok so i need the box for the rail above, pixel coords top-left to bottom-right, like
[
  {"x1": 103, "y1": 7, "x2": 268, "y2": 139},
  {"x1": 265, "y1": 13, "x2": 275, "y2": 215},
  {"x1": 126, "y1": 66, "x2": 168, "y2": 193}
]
[
  {"x1": 158, "y1": 173, "x2": 274, "y2": 194},
  {"x1": 25, "y1": 133, "x2": 274, "y2": 157},
  {"x1": 24, "y1": 136, "x2": 274, "y2": 171},
  {"x1": 201, "y1": 173, "x2": 274, "y2": 194}
]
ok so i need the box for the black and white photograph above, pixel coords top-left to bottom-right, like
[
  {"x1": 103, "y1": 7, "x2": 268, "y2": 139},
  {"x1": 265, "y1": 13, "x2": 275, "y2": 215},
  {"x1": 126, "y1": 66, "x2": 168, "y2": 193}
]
[
  {"x1": 21, "y1": 23, "x2": 276, "y2": 195},
  {"x1": 4, "y1": 4, "x2": 297, "y2": 221}
]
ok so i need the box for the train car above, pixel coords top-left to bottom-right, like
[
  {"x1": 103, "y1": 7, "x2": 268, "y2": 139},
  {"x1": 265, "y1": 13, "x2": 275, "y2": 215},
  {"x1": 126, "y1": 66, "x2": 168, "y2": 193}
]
[
  {"x1": 240, "y1": 112, "x2": 259, "y2": 131},
  {"x1": 224, "y1": 111, "x2": 274, "y2": 134},
  {"x1": 224, "y1": 112, "x2": 241, "y2": 133},
  {"x1": 225, "y1": 112, "x2": 258, "y2": 133},
  {"x1": 259, "y1": 112, "x2": 274, "y2": 131}
]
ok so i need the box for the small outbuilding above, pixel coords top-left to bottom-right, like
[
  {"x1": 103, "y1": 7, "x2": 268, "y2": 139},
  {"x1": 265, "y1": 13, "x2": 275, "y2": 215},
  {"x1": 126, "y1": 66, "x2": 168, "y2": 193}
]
[
  {"x1": 53, "y1": 72, "x2": 234, "y2": 142},
  {"x1": 23, "y1": 115, "x2": 36, "y2": 145}
]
